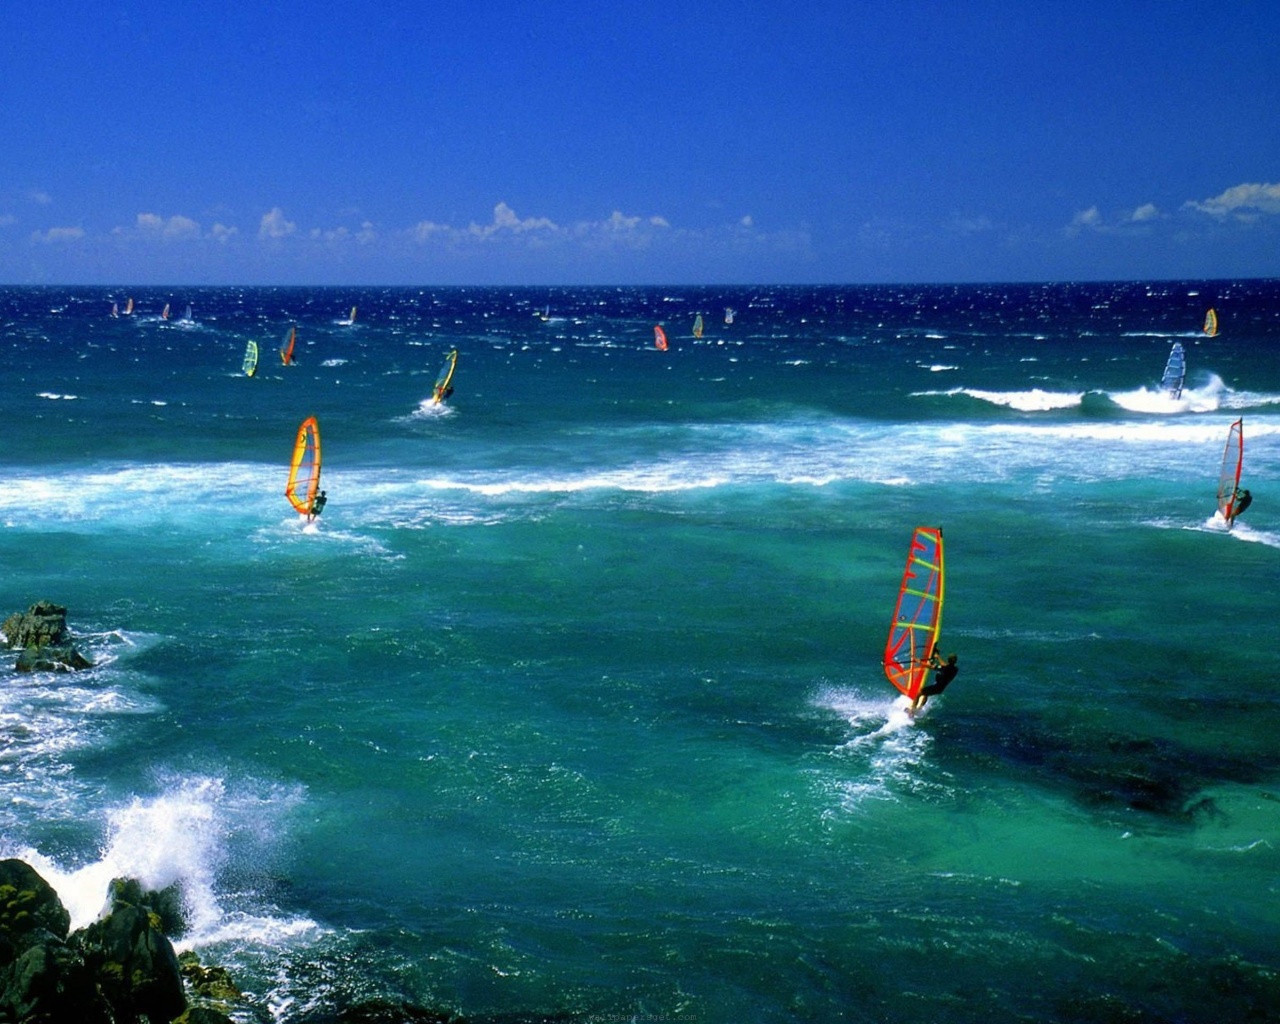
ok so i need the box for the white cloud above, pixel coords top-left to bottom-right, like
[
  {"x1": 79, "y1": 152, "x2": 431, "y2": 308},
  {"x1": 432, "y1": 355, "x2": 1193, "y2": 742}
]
[
  {"x1": 210, "y1": 223, "x2": 237, "y2": 243},
  {"x1": 135, "y1": 213, "x2": 201, "y2": 239},
  {"x1": 468, "y1": 202, "x2": 558, "y2": 239},
  {"x1": 1064, "y1": 206, "x2": 1102, "y2": 237},
  {"x1": 259, "y1": 207, "x2": 297, "y2": 239},
  {"x1": 31, "y1": 226, "x2": 84, "y2": 243},
  {"x1": 28, "y1": 191, "x2": 52, "y2": 206},
  {"x1": 1128, "y1": 203, "x2": 1160, "y2": 222},
  {"x1": 1183, "y1": 182, "x2": 1280, "y2": 218}
]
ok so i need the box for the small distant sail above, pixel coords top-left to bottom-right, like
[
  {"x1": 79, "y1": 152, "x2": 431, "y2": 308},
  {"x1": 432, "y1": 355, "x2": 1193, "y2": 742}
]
[
  {"x1": 692, "y1": 313, "x2": 704, "y2": 339},
  {"x1": 654, "y1": 325, "x2": 668, "y2": 351},
  {"x1": 724, "y1": 307, "x2": 736, "y2": 324},
  {"x1": 1161, "y1": 342, "x2": 1186, "y2": 399},
  {"x1": 340, "y1": 305, "x2": 357, "y2": 325},
  {"x1": 280, "y1": 325, "x2": 298, "y2": 365},
  {"x1": 1203, "y1": 308, "x2": 1219, "y2": 337},
  {"x1": 883, "y1": 527, "x2": 945, "y2": 702},
  {"x1": 432, "y1": 349, "x2": 458, "y2": 404},
  {"x1": 124, "y1": 298, "x2": 134, "y2": 316},
  {"x1": 242, "y1": 340, "x2": 259, "y2": 378},
  {"x1": 285, "y1": 416, "x2": 322, "y2": 517},
  {"x1": 1217, "y1": 418, "x2": 1244, "y2": 526},
  {"x1": 110, "y1": 302, "x2": 119, "y2": 318},
  {"x1": 181, "y1": 304, "x2": 193, "y2": 323},
  {"x1": 161, "y1": 303, "x2": 170, "y2": 320},
  {"x1": 539, "y1": 305, "x2": 550, "y2": 322}
]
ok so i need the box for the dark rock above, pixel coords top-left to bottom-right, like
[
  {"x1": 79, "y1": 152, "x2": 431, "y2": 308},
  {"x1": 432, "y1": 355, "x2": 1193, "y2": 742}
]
[
  {"x1": 178, "y1": 950, "x2": 242, "y2": 1002},
  {"x1": 0, "y1": 859, "x2": 71, "y2": 948},
  {"x1": 108, "y1": 875, "x2": 188, "y2": 938},
  {"x1": 3, "y1": 601, "x2": 93, "y2": 672},
  {"x1": 1, "y1": 601, "x2": 71, "y2": 649},
  {"x1": 74, "y1": 903, "x2": 186, "y2": 1024}
]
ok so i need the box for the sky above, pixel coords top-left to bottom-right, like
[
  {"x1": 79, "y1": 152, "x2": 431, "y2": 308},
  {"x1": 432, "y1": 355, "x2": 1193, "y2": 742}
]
[{"x1": 2, "y1": 1, "x2": 1279, "y2": 286}]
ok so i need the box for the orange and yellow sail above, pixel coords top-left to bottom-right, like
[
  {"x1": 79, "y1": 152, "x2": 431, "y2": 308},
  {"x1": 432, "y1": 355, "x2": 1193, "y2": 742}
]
[
  {"x1": 883, "y1": 527, "x2": 945, "y2": 701},
  {"x1": 285, "y1": 416, "x2": 322, "y2": 516},
  {"x1": 280, "y1": 326, "x2": 297, "y2": 365},
  {"x1": 654, "y1": 325, "x2": 668, "y2": 351},
  {"x1": 1203, "y1": 308, "x2": 1219, "y2": 337}
]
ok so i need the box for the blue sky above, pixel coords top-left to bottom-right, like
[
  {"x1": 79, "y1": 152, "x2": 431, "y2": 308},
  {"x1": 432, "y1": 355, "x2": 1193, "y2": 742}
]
[{"x1": 3, "y1": 1, "x2": 1278, "y2": 286}]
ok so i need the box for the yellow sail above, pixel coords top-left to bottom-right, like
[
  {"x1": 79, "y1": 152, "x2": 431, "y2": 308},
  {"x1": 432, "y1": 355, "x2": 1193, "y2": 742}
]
[
  {"x1": 692, "y1": 313, "x2": 703, "y2": 338},
  {"x1": 242, "y1": 340, "x2": 259, "y2": 377},
  {"x1": 432, "y1": 349, "x2": 458, "y2": 404},
  {"x1": 1203, "y1": 308, "x2": 1219, "y2": 337},
  {"x1": 285, "y1": 416, "x2": 322, "y2": 516},
  {"x1": 883, "y1": 527, "x2": 945, "y2": 700}
]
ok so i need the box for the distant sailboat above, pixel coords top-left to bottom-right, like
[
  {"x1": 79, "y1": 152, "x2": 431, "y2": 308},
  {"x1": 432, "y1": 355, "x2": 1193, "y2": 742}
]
[
  {"x1": 340, "y1": 306, "x2": 357, "y2": 325},
  {"x1": 285, "y1": 416, "x2": 322, "y2": 519},
  {"x1": 1161, "y1": 342, "x2": 1186, "y2": 399},
  {"x1": 654, "y1": 325, "x2": 668, "y2": 351},
  {"x1": 692, "y1": 314, "x2": 704, "y2": 339},
  {"x1": 181, "y1": 304, "x2": 193, "y2": 323},
  {"x1": 110, "y1": 302, "x2": 119, "y2": 318},
  {"x1": 724, "y1": 307, "x2": 736, "y2": 324},
  {"x1": 1203, "y1": 308, "x2": 1219, "y2": 337},
  {"x1": 432, "y1": 349, "x2": 458, "y2": 404},
  {"x1": 161, "y1": 303, "x2": 171, "y2": 320},
  {"x1": 242, "y1": 340, "x2": 259, "y2": 378},
  {"x1": 123, "y1": 298, "x2": 134, "y2": 316},
  {"x1": 280, "y1": 326, "x2": 298, "y2": 365},
  {"x1": 538, "y1": 305, "x2": 550, "y2": 322}
]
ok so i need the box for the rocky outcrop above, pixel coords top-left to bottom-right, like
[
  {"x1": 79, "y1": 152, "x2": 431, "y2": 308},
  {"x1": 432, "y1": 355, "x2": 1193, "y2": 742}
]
[
  {"x1": 1, "y1": 601, "x2": 93, "y2": 672},
  {"x1": 0, "y1": 858, "x2": 237, "y2": 1024}
]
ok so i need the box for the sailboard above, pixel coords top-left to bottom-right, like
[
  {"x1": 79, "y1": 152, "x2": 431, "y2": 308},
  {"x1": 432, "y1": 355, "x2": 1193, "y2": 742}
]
[
  {"x1": 1161, "y1": 342, "x2": 1186, "y2": 399},
  {"x1": 340, "y1": 306, "x2": 357, "y2": 325},
  {"x1": 1217, "y1": 418, "x2": 1244, "y2": 526},
  {"x1": 123, "y1": 298, "x2": 134, "y2": 316},
  {"x1": 110, "y1": 302, "x2": 119, "y2": 318},
  {"x1": 285, "y1": 416, "x2": 322, "y2": 517},
  {"x1": 692, "y1": 313, "x2": 704, "y2": 339},
  {"x1": 883, "y1": 527, "x2": 945, "y2": 701},
  {"x1": 654, "y1": 325, "x2": 668, "y2": 351},
  {"x1": 432, "y1": 349, "x2": 458, "y2": 404},
  {"x1": 161, "y1": 303, "x2": 171, "y2": 320},
  {"x1": 280, "y1": 326, "x2": 297, "y2": 365},
  {"x1": 1203, "y1": 308, "x2": 1219, "y2": 337},
  {"x1": 724, "y1": 307, "x2": 735, "y2": 324},
  {"x1": 242, "y1": 340, "x2": 259, "y2": 378}
]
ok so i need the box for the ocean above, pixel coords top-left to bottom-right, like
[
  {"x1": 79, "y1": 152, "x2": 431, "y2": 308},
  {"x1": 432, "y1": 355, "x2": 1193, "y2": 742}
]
[{"x1": 1, "y1": 281, "x2": 1277, "y2": 1022}]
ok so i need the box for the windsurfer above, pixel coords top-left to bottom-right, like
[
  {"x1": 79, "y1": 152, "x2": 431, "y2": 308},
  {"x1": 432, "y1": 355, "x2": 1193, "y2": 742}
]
[
  {"x1": 308, "y1": 490, "x2": 327, "y2": 521},
  {"x1": 1231, "y1": 487, "x2": 1252, "y2": 522},
  {"x1": 912, "y1": 649, "x2": 958, "y2": 712}
]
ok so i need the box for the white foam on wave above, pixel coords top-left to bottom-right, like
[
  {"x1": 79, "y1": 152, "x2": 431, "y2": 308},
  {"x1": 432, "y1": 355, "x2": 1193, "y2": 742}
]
[
  {"x1": 810, "y1": 686, "x2": 932, "y2": 812},
  {"x1": 12, "y1": 774, "x2": 320, "y2": 948},
  {"x1": 1108, "y1": 374, "x2": 1229, "y2": 414}
]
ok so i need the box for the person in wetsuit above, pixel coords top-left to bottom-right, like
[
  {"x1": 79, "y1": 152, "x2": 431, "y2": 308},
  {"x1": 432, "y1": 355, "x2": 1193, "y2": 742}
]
[{"x1": 912, "y1": 649, "x2": 959, "y2": 712}]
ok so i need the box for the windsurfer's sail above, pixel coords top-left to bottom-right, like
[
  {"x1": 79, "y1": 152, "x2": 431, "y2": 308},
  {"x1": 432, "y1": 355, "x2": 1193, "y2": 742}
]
[
  {"x1": 654, "y1": 325, "x2": 668, "y2": 351},
  {"x1": 1203, "y1": 308, "x2": 1219, "y2": 337},
  {"x1": 161, "y1": 303, "x2": 170, "y2": 320},
  {"x1": 242, "y1": 340, "x2": 259, "y2": 377},
  {"x1": 692, "y1": 314, "x2": 704, "y2": 338},
  {"x1": 883, "y1": 527, "x2": 945, "y2": 701},
  {"x1": 1217, "y1": 418, "x2": 1244, "y2": 525},
  {"x1": 432, "y1": 349, "x2": 458, "y2": 404},
  {"x1": 1161, "y1": 342, "x2": 1186, "y2": 398},
  {"x1": 280, "y1": 326, "x2": 297, "y2": 365},
  {"x1": 724, "y1": 307, "x2": 735, "y2": 324},
  {"x1": 285, "y1": 416, "x2": 322, "y2": 516}
]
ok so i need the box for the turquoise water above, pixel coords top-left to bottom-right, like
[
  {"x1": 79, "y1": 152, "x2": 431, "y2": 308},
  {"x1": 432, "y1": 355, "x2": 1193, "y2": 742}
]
[{"x1": 2, "y1": 282, "x2": 1278, "y2": 1021}]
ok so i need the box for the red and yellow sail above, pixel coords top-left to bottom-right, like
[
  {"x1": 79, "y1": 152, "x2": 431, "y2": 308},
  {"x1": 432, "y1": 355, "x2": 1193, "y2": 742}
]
[
  {"x1": 883, "y1": 527, "x2": 945, "y2": 700},
  {"x1": 285, "y1": 416, "x2": 322, "y2": 516},
  {"x1": 1203, "y1": 308, "x2": 1219, "y2": 337},
  {"x1": 281, "y1": 326, "x2": 297, "y2": 365},
  {"x1": 654, "y1": 325, "x2": 668, "y2": 351}
]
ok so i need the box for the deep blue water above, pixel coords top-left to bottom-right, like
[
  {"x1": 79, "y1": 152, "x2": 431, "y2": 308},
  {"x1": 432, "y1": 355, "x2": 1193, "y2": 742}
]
[{"x1": 2, "y1": 281, "x2": 1279, "y2": 1022}]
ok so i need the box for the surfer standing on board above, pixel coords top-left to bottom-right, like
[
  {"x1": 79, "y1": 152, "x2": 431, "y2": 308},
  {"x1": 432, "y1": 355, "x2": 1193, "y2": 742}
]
[
  {"x1": 912, "y1": 648, "x2": 958, "y2": 713},
  {"x1": 308, "y1": 490, "x2": 327, "y2": 522},
  {"x1": 1230, "y1": 487, "x2": 1252, "y2": 524}
]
